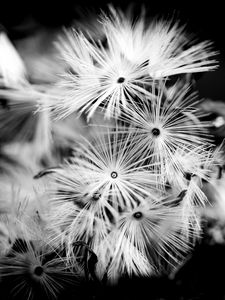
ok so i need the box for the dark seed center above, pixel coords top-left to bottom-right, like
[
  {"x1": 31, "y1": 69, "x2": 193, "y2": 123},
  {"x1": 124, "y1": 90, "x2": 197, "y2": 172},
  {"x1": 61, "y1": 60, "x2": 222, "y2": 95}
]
[
  {"x1": 151, "y1": 128, "x2": 160, "y2": 136},
  {"x1": 117, "y1": 77, "x2": 125, "y2": 83},
  {"x1": 34, "y1": 266, "x2": 44, "y2": 276},
  {"x1": 133, "y1": 212, "x2": 143, "y2": 219},
  {"x1": 184, "y1": 173, "x2": 194, "y2": 181},
  {"x1": 111, "y1": 171, "x2": 118, "y2": 179},
  {"x1": 92, "y1": 192, "x2": 101, "y2": 201}
]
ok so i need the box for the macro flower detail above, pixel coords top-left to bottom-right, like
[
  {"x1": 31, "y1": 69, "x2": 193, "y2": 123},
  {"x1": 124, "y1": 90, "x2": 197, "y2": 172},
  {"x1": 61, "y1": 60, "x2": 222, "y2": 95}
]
[
  {"x1": 50, "y1": 130, "x2": 159, "y2": 210},
  {"x1": 103, "y1": 7, "x2": 218, "y2": 77},
  {"x1": 51, "y1": 29, "x2": 152, "y2": 120},
  {"x1": 98, "y1": 197, "x2": 196, "y2": 282},
  {"x1": 49, "y1": 8, "x2": 217, "y2": 120},
  {"x1": 45, "y1": 130, "x2": 161, "y2": 254},
  {"x1": 0, "y1": 4, "x2": 223, "y2": 296},
  {"x1": 118, "y1": 82, "x2": 212, "y2": 186},
  {"x1": 0, "y1": 239, "x2": 79, "y2": 299}
]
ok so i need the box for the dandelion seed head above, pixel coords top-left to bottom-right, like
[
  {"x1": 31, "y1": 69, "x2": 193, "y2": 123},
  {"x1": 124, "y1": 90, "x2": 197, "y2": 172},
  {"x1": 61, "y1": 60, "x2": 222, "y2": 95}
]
[
  {"x1": 102, "y1": 197, "x2": 197, "y2": 281},
  {"x1": 52, "y1": 16, "x2": 153, "y2": 119},
  {"x1": 45, "y1": 129, "x2": 161, "y2": 267},
  {"x1": 0, "y1": 239, "x2": 78, "y2": 299},
  {"x1": 53, "y1": 130, "x2": 159, "y2": 210},
  {"x1": 102, "y1": 8, "x2": 218, "y2": 78},
  {"x1": 118, "y1": 82, "x2": 212, "y2": 188},
  {"x1": 0, "y1": 5, "x2": 219, "y2": 285}
]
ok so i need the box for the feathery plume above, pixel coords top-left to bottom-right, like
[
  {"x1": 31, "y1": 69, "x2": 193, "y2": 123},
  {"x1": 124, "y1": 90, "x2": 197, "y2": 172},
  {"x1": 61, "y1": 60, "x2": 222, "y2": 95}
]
[
  {"x1": 99, "y1": 196, "x2": 196, "y2": 282},
  {"x1": 102, "y1": 7, "x2": 218, "y2": 78},
  {"x1": 48, "y1": 129, "x2": 159, "y2": 212},
  {"x1": 0, "y1": 239, "x2": 78, "y2": 299},
  {"x1": 118, "y1": 82, "x2": 212, "y2": 186},
  {"x1": 50, "y1": 7, "x2": 217, "y2": 120},
  {"x1": 0, "y1": 4, "x2": 221, "y2": 291},
  {"x1": 51, "y1": 28, "x2": 152, "y2": 120}
]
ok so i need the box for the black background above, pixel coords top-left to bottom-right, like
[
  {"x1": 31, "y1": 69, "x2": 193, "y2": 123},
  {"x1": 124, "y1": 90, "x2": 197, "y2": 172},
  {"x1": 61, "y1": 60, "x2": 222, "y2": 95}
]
[
  {"x1": 1, "y1": 0, "x2": 225, "y2": 100},
  {"x1": 0, "y1": 1, "x2": 224, "y2": 49}
]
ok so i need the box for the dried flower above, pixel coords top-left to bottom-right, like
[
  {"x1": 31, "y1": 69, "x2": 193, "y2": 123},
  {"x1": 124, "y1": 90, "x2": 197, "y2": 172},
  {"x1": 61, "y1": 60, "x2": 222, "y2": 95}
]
[
  {"x1": 0, "y1": 239, "x2": 78, "y2": 299},
  {"x1": 102, "y1": 7, "x2": 218, "y2": 79},
  {"x1": 118, "y1": 82, "x2": 212, "y2": 186},
  {"x1": 49, "y1": 7, "x2": 218, "y2": 120}
]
